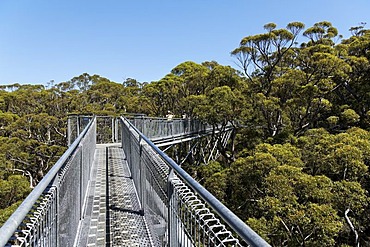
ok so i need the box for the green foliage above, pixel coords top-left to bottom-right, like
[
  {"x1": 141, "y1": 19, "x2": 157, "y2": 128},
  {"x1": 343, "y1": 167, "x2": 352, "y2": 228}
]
[
  {"x1": 194, "y1": 86, "x2": 242, "y2": 125},
  {"x1": 0, "y1": 201, "x2": 22, "y2": 227},
  {"x1": 1, "y1": 20, "x2": 370, "y2": 246},
  {"x1": 0, "y1": 73, "x2": 146, "y2": 225},
  {"x1": 204, "y1": 171, "x2": 228, "y2": 203},
  {"x1": 0, "y1": 175, "x2": 31, "y2": 209},
  {"x1": 341, "y1": 108, "x2": 360, "y2": 125},
  {"x1": 192, "y1": 21, "x2": 370, "y2": 245}
]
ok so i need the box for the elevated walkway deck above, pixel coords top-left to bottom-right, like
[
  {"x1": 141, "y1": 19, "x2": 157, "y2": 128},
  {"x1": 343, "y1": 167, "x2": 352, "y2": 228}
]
[
  {"x1": 77, "y1": 144, "x2": 154, "y2": 247},
  {"x1": 0, "y1": 116, "x2": 269, "y2": 247}
]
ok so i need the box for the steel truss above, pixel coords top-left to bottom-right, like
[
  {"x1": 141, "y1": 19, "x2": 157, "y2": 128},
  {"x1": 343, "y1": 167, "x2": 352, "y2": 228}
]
[{"x1": 158, "y1": 129, "x2": 233, "y2": 167}]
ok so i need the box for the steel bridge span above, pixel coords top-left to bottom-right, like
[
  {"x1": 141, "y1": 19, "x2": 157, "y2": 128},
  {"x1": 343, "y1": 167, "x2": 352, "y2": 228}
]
[{"x1": 0, "y1": 116, "x2": 270, "y2": 247}]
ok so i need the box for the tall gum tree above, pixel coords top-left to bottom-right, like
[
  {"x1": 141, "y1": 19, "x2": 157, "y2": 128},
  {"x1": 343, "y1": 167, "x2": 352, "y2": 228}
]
[
  {"x1": 333, "y1": 27, "x2": 370, "y2": 129},
  {"x1": 232, "y1": 22, "x2": 355, "y2": 138},
  {"x1": 232, "y1": 22, "x2": 305, "y2": 138}
]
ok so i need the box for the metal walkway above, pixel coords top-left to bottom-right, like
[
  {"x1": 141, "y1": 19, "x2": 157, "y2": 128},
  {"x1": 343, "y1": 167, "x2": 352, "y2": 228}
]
[
  {"x1": 0, "y1": 116, "x2": 270, "y2": 247},
  {"x1": 78, "y1": 144, "x2": 153, "y2": 246}
]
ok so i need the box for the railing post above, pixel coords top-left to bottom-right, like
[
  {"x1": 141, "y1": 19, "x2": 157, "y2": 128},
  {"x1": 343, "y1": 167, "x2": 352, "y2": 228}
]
[
  {"x1": 114, "y1": 118, "x2": 119, "y2": 142},
  {"x1": 80, "y1": 144, "x2": 83, "y2": 220},
  {"x1": 133, "y1": 118, "x2": 137, "y2": 131},
  {"x1": 55, "y1": 186, "x2": 59, "y2": 247},
  {"x1": 128, "y1": 126, "x2": 133, "y2": 172},
  {"x1": 167, "y1": 169, "x2": 176, "y2": 246},
  {"x1": 142, "y1": 117, "x2": 146, "y2": 136},
  {"x1": 67, "y1": 116, "x2": 71, "y2": 147},
  {"x1": 106, "y1": 146, "x2": 111, "y2": 246},
  {"x1": 111, "y1": 118, "x2": 114, "y2": 143},
  {"x1": 139, "y1": 138, "x2": 145, "y2": 215},
  {"x1": 77, "y1": 116, "x2": 80, "y2": 137}
]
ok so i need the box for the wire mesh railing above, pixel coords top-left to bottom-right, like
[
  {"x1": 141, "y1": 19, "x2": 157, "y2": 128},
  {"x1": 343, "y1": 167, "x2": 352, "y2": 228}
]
[
  {"x1": 67, "y1": 115, "x2": 92, "y2": 146},
  {"x1": 0, "y1": 117, "x2": 96, "y2": 247},
  {"x1": 120, "y1": 117, "x2": 270, "y2": 247},
  {"x1": 95, "y1": 116, "x2": 121, "y2": 144},
  {"x1": 0, "y1": 115, "x2": 269, "y2": 247},
  {"x1": 127, "y1": 116, "x2": 208, "y2": 140},
  {"x1": 68, "y1": 115, "x2": 121, "y2": 145}
]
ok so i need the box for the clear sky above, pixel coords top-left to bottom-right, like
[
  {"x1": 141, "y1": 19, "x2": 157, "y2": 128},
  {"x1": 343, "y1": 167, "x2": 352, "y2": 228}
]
[{"x1": 0, "y1": 0, "x2": 369, "y2": 85}]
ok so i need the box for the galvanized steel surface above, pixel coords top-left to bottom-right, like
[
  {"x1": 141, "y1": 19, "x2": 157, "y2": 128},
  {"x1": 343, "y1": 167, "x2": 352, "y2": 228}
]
[
  {"x1": 120, "y1": 117, "x2": 271, "y2": 247},
  {"x1": 0, "y1": 115, "x2": 270, "y2": 247},
  {"x1": 0, "y1": 117, "x2": 96, "y2": 247},
  {"x1": 128, "y1": 116, "x2": 207, "y2": 140}
]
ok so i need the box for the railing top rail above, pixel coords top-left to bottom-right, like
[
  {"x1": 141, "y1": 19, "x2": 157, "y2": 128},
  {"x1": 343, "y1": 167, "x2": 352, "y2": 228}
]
[
  {"x1": 125, "y1": 115, "x2": 186, "y2": 121},
  {"x1": 120, "y1": 116, "x2": 270, "y2": 247},
  {"x1": 150, "y1": 124, "x2": 234, "y2": 140},
  {"x1": 0, "y1": 117, "x2": 96, "y2": 247}
]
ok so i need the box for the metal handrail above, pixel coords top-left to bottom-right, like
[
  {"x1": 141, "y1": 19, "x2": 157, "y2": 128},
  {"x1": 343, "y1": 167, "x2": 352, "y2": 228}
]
[
  {"x1": 120, "y1": 116, "x2": 270, "y2": 247},
  {"x1": 0, "y1": 117, "x2": 96, "y2": 247}
]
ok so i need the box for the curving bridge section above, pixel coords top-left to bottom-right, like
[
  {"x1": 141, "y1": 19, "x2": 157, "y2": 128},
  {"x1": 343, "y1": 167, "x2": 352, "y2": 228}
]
[{"x1": 0, "y1": 116, "x2": 270, "y2": 247}]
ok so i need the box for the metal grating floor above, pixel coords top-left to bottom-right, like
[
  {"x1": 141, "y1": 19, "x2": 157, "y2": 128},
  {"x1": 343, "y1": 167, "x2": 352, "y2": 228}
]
[{"x1": 77, "y1": 144, "x2": 154, "y2": 247}]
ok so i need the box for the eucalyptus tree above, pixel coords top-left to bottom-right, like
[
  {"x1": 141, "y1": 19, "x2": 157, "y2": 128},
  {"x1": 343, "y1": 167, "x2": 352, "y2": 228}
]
[
  {"x1": 231, "y1": 22, "x2": 305, "y2": 138},
  {"x1": 232, "y1": 22, "x2": 357, "y2": 139},
  {"x1": 231, "y1": 22, "x2": 304, "y2": 91},
  {"x1": 142, "y1": 73, "x2": 182, "y2": 117},
  {"x1": 332, "y1": 26, "x2": 370, "y2": 129},
  {"x1": 0, "y1": 175, "x2": 30, "y2": 225},
  {"x1": 212, "y1": 127, "x2": 370, "y2": 246}
]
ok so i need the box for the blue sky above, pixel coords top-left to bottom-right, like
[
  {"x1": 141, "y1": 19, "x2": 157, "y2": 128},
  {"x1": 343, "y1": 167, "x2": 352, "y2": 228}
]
[{"x1": 0, "y1": 0, "x2": 369, "y2": 85}]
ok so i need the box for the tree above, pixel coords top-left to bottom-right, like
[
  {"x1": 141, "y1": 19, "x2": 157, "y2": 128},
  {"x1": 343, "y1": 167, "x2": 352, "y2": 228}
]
[
  {"x1": 192, "y1": 86, "x2": 244, "y2": 163},
  {"x1": 247, "y1": 165, "x2": 342, "y2": 246},
  {"x1": 231, "y1": 22, "x2": 355, "y2": 139},
  {"x1": 142, "y1": 75, "x2": 181, "y2": 116},
  {"x1": 0, "y1": 175, "x2": 30, "y2": 209},
  {"x1": 302, "y1": 21, "x2": 341, "y2": 46},
  {"x1": 231, "y1": 22, "x2": 305, "y2": 88},
  {"x1": 332, "y1": 28, "x2": 370, "y2": 129},
  {"x1": 298, "y1": 128, "x2": 370, "y2": 182}
]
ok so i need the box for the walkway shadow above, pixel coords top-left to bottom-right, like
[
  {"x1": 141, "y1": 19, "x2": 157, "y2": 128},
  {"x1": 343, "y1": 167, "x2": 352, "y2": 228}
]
[
  {"x1": 109, "y1": 174, "x2": 132, "y2": 179},
  {"x1": 108, "y1": 157, "x2": 126, "y2": 161},
  {"x1": 110, "y1": 205, "x2": 144, "y2": 216}
]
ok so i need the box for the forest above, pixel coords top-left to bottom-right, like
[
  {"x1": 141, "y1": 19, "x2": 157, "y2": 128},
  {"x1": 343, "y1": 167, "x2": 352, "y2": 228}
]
[{"x1": 1, "y1": 21, "x2": 370, "y2": 246}]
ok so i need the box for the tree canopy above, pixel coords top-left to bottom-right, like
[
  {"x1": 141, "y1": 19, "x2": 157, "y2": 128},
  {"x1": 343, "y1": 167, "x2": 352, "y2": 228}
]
[{"x1": 1, "y1": 21, "x2": 370, "y2": 246}]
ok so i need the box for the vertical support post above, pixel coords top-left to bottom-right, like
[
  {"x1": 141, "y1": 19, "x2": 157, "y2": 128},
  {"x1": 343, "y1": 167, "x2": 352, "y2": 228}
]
[
  {"x1": 121, "y1": 119, "x2": 124, "y2": 149},
  {"x1": 55, "y1": 186, "x2": 59, "y2": 247},
  {"x1": 114, "y1": 118, "x2": 119, "y2": 143},
  {"x1": 111, "y1": 118, "x2": 114, "y2": 143},
  {"x1": 167, "y1": 169, "x2": 176, "y2": 246},
  {"x1": 79, "y1": 144, "x2": 83, "y2": 220},
  {"x1": 67, "y1": 116, "x2": 71, "y2": 147},
  {"x1": 105, "y1": 146, "x2": 111, "y2": 246},
  {"x1": 77, "y1": 116, "x2": 80, "y2": 137},
  {"x1": 171, "y1": 121, "x2": 174, "y2": 136},
  {"x1": 138, "y1": 138, "x2": 145, "y2": 215},
  {"x1": 142, "y1": 117, "x2": 146, "y2": 137},
  {"x1": 128, "y1": 126, "x2": 133, "y2": 172}
]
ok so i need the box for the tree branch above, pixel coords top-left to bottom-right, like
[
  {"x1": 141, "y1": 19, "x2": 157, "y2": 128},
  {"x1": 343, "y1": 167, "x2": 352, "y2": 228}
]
[
  {"x1": 345, "y1": 208, "x2": 359, "y2": 247},
  {"x1": 11, "y1": 168, "x2": 34, "y2": 188}
]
